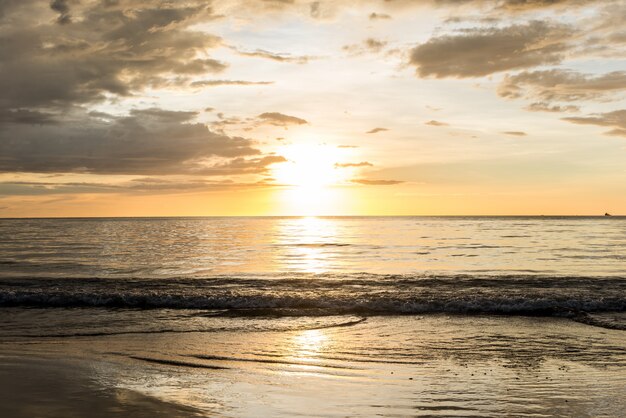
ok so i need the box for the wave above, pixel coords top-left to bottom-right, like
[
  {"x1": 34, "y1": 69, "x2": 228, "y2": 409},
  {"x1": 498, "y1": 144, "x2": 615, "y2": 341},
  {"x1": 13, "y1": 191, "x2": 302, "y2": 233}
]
[
  {"x1": 128, "y1": 356, "x2": 229, "y2": 370},
  {"x1": 2, "y1": 316, "x2": 370, "y2": 339},
  {"x1": 569, "y1": 312, "x2": 626, "y2": 330},
  {"x1": 1, "y1": 274, "x2": 624, "y2": 316}
]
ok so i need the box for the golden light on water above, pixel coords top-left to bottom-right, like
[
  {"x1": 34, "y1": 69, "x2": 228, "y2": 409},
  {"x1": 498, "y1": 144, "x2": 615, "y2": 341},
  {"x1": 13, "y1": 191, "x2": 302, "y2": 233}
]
[
  {"x1": 276, "y1": 217, "x2": 338, "y2": 273},
  {"x1": 289, "y1": 329, "x2": 329, "y2": 370},
  {"x1": 292, "y1": 329, "x2": 328, "y2": 355}
]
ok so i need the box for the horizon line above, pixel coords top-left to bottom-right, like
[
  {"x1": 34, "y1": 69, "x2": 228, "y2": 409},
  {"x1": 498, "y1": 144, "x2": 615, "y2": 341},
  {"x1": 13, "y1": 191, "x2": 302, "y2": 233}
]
[{"x1": 0, "y1": 214, "x2": 623, "y2": 220}]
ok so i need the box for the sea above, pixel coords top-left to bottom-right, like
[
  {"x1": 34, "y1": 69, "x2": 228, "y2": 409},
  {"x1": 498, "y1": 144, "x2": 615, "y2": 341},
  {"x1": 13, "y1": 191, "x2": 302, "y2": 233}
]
[{"x1": 1, "y1": 216, "x2": 625, "y2": 417}]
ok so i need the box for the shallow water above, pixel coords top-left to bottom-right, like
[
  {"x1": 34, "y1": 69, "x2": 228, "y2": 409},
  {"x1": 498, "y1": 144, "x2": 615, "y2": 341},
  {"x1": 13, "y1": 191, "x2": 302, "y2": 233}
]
[{"x1": 1, "y1": 315, "x2": 625, "y2": 417}]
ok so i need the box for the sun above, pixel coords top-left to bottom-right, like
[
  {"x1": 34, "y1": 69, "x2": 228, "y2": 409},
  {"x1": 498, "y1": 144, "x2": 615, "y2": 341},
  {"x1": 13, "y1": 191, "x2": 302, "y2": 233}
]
[
  {"x1": 272, "y1": 143, "x2": 347, "y2": 188},
  {"x1": 272, "y1": 143, "x2": 352, "y2": 216}
]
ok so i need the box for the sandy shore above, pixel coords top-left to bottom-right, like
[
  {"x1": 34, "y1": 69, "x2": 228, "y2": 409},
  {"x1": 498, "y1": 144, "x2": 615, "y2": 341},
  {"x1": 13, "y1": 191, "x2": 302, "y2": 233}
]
[
  {"x1": 0, "y1": 356, "x2": 204, "y2": 418},
  {"x1": 1, "y1": 314, "x2": 625, "y2": 417}
]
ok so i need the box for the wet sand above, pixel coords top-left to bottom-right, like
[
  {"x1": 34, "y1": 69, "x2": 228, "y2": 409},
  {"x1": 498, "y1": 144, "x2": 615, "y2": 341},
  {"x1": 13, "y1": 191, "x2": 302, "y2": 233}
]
[
  {"x1": 1, "y1": 314, "x2": 625, "y2": 417},
  {"x1": 0, "y1": 356, "x2": 205, "y2": 418}
]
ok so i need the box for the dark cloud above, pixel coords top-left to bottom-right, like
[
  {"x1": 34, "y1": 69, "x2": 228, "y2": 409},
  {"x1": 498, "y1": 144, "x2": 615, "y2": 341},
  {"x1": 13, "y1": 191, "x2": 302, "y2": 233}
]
[
  {"x1": 425, "y1": 120, "x2": 449, "y2": 126},
  {"x1": 257, "y1": 112, "x2": 308, "y2": 126},
  {"x1": 410, "y1": 21, "x2": 572, "y2": 78},
  {"x1": 0, "y1": 109, "x2": 58, "y2": 125},
  {"x1": 190, "y1": 80, "x2": 274, "y2": 87},
  {"x1": 499, "y1": 70, "x2": 626, "y2": 103},
  {"x1": 334, "y1": 162, "x2": 373, "y2": 168},
  {"x1": 0, "y1": 1, "x2": 223, "y2": 115},
  {"x1": 352, "y1": 179, "x2": 404, "y2": 185},
  {"x1": 502, "y1": 131, "x2": 527, "y2": 136},
  {"x1": 562, "y1": 110, "x2": 626, "y2": 137},
  {"x1": 50, "y1": 0, "x2": 71, "y2": 24},
  {"x1": 366, "y1": 127, "x2": 388, "y2": 134},
  {"x1": 0, "y1": 178, "x2": 281, "y2": 196},
  {"x1": 0, "y1": 108, "x2": 287, "y2": 175}
]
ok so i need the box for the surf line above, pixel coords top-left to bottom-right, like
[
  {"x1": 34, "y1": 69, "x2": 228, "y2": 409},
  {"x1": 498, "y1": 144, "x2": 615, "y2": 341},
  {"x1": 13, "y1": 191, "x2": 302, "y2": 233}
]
[
  {"x1": 302, "y1": 316, "x2": 368, "y2": 331},
  {"x1": 568, "y1": 311, "x2": 626, "y2": 331},
  {"x1": 129, "y1": 356, "x2": 230, "y2": 370}
]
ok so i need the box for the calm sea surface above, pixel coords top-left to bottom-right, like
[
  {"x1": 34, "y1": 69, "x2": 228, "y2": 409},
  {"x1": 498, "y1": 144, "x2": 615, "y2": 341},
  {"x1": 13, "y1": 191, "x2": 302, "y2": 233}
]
[{"x1": 2, "y1": 216, "x2": 626, "y2": 276}]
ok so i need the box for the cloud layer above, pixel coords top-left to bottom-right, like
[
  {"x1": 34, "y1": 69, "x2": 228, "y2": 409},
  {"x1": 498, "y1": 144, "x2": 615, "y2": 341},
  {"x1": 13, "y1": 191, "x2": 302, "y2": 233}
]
[
  {"x1": 0, "y1": 108, "x2": 285, "y2": 175},
  {"x1": 410, "y1": 21, "x2": 572, "y2": 78},
  {"x1": 0, "y1": 0, "x2": 224, "y2": 117},
  {"x1": 499, "y1": 70, "x2": 626, "y2": 105},
  {"x1": 563, "y1": 110, "x2": 626, "y2": 137}
]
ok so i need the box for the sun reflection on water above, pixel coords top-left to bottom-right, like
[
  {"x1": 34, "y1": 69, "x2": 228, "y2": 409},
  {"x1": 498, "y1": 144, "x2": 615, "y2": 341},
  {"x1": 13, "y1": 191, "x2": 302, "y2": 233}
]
[{"x1": 275, "y1": 217, "x2": 340, "y2": 273}]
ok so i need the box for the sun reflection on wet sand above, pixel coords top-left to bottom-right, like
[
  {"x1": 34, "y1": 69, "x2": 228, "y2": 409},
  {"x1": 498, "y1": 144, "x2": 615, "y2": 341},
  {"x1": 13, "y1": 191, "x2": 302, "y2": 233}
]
[
  {"x1": 291, "y1": 329, "x2": 328, "y2": 357},
  {"x1": 280, "y1": 329, "x2": 332, "y2": 375}
]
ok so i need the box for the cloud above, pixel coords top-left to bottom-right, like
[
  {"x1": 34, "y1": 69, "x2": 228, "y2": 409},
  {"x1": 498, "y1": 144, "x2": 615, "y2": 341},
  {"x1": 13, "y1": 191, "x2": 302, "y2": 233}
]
[
  {"x1": 562, "y1": 110, "x2": 626, "y2": 137},
  {"x1": 334, "y1": 162, "x2": 373, "y2": 168},
  {"x1": 502, "y1": 131, "x2": 527, "y2": 136},
  {"x1": 0, "y1": 108, "x2": 58, "y2": 125},
  {"x1": 190, "y1": 80, "x2": 274, "y2": 87},
  {"x1": 0, "y1": 1, "x2": 224, "y2": 117},
  {"x1": 257, "y1": 112, "x2": 308, "y2": 126},
  {"x1": 0, "y1": 108, "x2": 287, "y2": 175},
  {"x1": 369, "y1": 12, "x2": 391, "y2": 20},
  {"x1": 499, "y1": 70, "x2": 626, "y2": 104},
  {"x1": 425, "y1": 120, "x2": 449, "y2": 126},
  {"x1": 366, "y1": 127, "x2": 388, "y2": 134},
  {"x1": 409, "y1": 21, "x2": 572, "y2": 78},
  {"x1": 352, "y1": 179, "x2": 404, "y2": 185},
  {"x1": 207, "y1": 0, "x2": 598, "y2": 20},
  {"x1": 50, "y1": 0, "x2": 71, "y2": 25},
  {"x1": 194, "y1": 155, "x2": 287, "y2": 175},
  {"x1": 343, "y1": 38, "x2": 388, "y2": 54},
  {"x1": 0, "y1": 177, "x2": 281, "y2": 196},
  {"x1": 233, "y1": 48, "x2": 315, "y2": 64},
  {"x1": 495, "y1": 0, "x2": 595, "y2": 11},
  {"x1": 525, "y1": 102, "x2": 580, "y2": 113}
]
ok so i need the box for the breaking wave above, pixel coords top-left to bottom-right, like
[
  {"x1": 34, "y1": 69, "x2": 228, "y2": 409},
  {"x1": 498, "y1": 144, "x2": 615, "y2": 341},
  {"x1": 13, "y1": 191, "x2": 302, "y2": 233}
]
[{"x1": 0, "y1": 274, "x2": 624, "y2": 316}]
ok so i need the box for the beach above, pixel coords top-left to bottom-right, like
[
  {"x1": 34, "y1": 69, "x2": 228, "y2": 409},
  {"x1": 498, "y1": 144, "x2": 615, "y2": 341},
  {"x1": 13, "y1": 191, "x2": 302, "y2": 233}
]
[
  {"x1": 3, "y1": 0, "x2": 625, "y2": 415},
  {"x1": 1, "y1": 313, "x2": 625, "y2": 417}
]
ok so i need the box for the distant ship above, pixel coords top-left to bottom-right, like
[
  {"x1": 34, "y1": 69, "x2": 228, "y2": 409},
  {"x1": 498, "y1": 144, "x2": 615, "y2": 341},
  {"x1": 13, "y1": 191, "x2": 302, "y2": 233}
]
[{"x1": 605, "y1": 212, "x2": 612, "y2": 216}]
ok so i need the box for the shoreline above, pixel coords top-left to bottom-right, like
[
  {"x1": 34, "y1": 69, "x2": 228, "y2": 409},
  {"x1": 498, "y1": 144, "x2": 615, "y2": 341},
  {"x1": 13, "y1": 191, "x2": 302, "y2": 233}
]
[{"x1": 2, "y1": 314, "x2": 624, "y2": 417}]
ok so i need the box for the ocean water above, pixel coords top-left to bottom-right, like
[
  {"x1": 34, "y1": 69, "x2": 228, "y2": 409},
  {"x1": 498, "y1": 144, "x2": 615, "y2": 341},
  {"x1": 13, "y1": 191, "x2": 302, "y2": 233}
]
[
  {"x1": 1, "y1": 216, "x2": 625, "y2": 317},
  {"x1": 1, "y1": 217, "x2": 625, "y2": 417}
]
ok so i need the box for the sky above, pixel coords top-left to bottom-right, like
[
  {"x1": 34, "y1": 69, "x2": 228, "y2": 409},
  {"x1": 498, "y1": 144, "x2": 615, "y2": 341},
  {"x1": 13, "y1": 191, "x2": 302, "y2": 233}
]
[{"x1": 0, "y1": 0, "x2": 625, "y2": 217}]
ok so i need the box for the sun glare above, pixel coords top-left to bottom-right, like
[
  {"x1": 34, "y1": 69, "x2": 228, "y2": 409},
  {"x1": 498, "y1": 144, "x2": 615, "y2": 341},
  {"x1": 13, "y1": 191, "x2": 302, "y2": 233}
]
[
  {"x1": 273, "y1": 144, "x2": 347, "y2": 188},
  {"x1": 272, "y1": 144, "x2": 352, "y2": 215}
]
